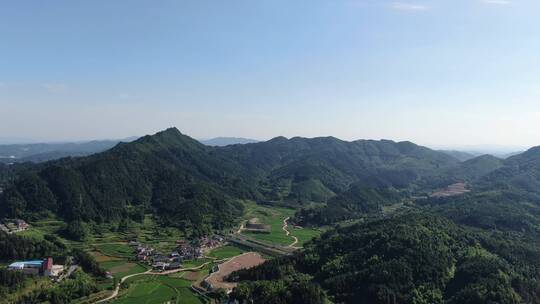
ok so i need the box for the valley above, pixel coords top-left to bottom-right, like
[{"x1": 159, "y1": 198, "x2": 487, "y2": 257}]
[
  {"x1": 0, "y1": 198, "x2": 312, "y2": 303},
  {"x1": 2, "y1": 128, "x2": 540, "y2": 303}
]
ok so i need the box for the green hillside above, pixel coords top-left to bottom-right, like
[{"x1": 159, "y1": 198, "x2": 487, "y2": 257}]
[
  {"x1": 4, "y1": 128, "x2": 540, "y2": 303},
  {"x1": 229, "y1": 213, "x2": 536, "y2": 304},
  {"x1": 0, "y1": 129, "x2": 463, "y2": 234},
  {"x1": 0, "y1": 128, "x2": 256, "y2": 236}
]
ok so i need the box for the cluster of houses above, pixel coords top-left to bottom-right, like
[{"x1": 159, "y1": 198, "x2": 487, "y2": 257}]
[
  {"x1": 129, "y1": 235, "x2": 225, "y2": 271},
  {"x1": 0, "y1": 219, "x2": 29, "y2": 234},
  {"x1": 129, "y1": 241, "x2": 188, "y2": 271}
]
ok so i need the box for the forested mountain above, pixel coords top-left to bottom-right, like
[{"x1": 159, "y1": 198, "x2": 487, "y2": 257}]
[
  {"x1": 0, "y1": 128, "x2": 465, "y2": 232},
  {"x1": 478, "y1": 147, "x2": 540, "y2": 195},
  {"x1": 1, "y1": 127, "x2": 534, "y2": 239},
  {"x1": 427, "y1": 154, "x2": 505, "y2": 188},
  {"x1": 229, "y1": 142, "x2": 540, "y2": 303},
  {"x1": 218, "y1": 137, "x2": 459, "y2": 203},
  {"x1": 4, "y1": 128, "x2": 540, "y2": 303},
  {"x1": 294, "y1": 184, "x2": 404, "y2": 226},
  {"x1": 229, "y1": 213, "x2": 538, "y2": 304},
  {"x1": 0, "y1": 128, "x2": 256, "y2": 235}
]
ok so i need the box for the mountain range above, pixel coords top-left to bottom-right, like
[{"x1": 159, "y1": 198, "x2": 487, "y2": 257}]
[
  {"x1": 3, "y1": 127, "x2": 540, "y2": 302},
  {"x1": 2, "y1": 128, "x2": 538, "y2": 230}
]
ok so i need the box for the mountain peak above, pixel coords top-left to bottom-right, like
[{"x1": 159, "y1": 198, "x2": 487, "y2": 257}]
[
  {"x1": 157, "y1": 127, "x2": 182, "y2": 136},
  {"x1": 267, "y1": 136, "x2": 288, "y2": 143}
]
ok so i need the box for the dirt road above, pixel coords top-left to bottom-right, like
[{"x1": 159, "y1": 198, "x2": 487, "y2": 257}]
[
  {"x1": 94, "y1": 261, "x2": 216, "y2": 303},
  {"x1": 282, "y1": 217, "x2": 299, "y2": 248}
]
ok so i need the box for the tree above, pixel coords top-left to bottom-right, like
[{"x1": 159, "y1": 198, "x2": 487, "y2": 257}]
[{"x1": 64, "y1": 220, "x2": 90, "y2": 241}]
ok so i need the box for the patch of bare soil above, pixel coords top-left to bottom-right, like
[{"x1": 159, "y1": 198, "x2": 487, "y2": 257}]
[
  {"x1": 205, "y1": 252, "x2": 266, "y2": 290},
  {"x1": 431, "y1": 182, "x2": 470, "y2": 198}
]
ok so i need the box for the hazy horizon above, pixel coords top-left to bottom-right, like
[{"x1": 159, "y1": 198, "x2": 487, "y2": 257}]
[
  {"x1": 0, "y1": 130, "x2": 531, "y2": 155},
  {"x1": 2, "y1": 1, "x2": 540, "y2": 147}
]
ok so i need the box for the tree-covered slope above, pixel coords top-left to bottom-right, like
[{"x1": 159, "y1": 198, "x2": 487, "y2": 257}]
[
  {"x1": 294, "y1": 183, "x2": 404, "y2": 226},
  {"x1": 1, "y1": 130, "x2": 461, "y2": 224},
  {"x1": 0, "y1": 128, "x2": 256, "y2": 234},
  {"x1": 426, "y1": 154, "x2": 505, "y2": 188},
  {"x1": 230, "y1": 213, "x2": 537, "y2": 304},
  {"x1": 0, "y1": 128, "x2": 473, "y2": 233},
  {"x1": 478, "y1": 146, "x2": 540, "y2": 194},
  {"x1": 219, "y1": 137, "x2": 459, "y2": 203}
]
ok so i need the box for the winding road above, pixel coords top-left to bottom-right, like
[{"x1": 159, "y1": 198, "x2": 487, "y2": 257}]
[
  {"x1": 95, "y1": 218, "x2": 301, "y2": 303},
  {"x1": 282, "y1": 217, "x2": 299, "y2": 248},
  {"x1": 94, "y1": 261, "x2": 216, "y2": 303}
]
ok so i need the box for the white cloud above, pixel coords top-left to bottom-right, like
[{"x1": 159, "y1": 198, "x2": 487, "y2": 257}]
[
  {"x1": 42, "y1": 83, "x2": 68, "y2": 93},
  {"x1": 389, "y1": 2, "x2": 430, "y2": 11},
  {"x1": 481, "y1": 0, "x2": 512, "y2": 5}
]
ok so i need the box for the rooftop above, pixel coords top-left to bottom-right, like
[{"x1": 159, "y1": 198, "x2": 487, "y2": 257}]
[{"x1": 8, "y1": 260, "x2": 44, "y2": 268}]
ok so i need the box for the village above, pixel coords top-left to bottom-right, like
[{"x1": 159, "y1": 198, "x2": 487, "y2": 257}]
[
  {"x1": 0, "y1": 218, "x2": 29, "y2": 234},
  {"x1": 129, "y1": 235, "x2": 225, "y2": 272}
]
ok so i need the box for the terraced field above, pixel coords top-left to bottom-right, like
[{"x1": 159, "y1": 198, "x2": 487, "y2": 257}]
[
  {"x1": 94, "y1": 243, "x2": 134, "y2": 258},
  {"x1": 111, "y1": 275, "x2": 205, "y2": 304}
]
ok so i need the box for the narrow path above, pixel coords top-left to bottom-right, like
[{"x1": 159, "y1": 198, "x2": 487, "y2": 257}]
[
  {"x1": 236, "y1": 222, "x2": 245, "y2": 234},
  {"x1": 282, "y1": 217, "x2": 299, "y2": 248},
  {"x1": 58, "y1": 265, "x2": 78, "y2": 282},
  {"x1": 95, "y1": 269, "x2": 152, "y2": 303},
  {"x1": 94, "y1": 261, "x2": 218, "y2": 303}
]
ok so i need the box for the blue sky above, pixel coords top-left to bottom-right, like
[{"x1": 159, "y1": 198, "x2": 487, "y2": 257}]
[{"x1": 1, "y1": 0, "x2": 539, "y2": 147}]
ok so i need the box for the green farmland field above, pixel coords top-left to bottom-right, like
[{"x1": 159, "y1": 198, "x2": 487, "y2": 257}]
[
  {"x1": 207, "y1": 245, "x2": 245, "y2": 259},
  {"x1": 94, "y1": 243, "x2": 134, "y2": 258},
  {"x1": 112, "y1": 275, "x2": 204, "y2": 304},
  {"x1": 241, "y1": 201, "x2": 322, "y2": 246}
]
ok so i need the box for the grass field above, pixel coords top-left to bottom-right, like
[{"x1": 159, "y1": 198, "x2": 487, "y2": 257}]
[
  {"x1": 182, "y1": 258, "x2": 212, "y2": 269},
  {"x1": 241, "y1": 201, "x2": 322, "y2": 246},
  {"x1": 113, "y1": 276, "x2": 176, "y2": 304},
  {"x1": 241, "y1": 202, "x2": 296, "y2": 245},
  {"x1": 112, "y1": 275, "x2": 205, "y2": 304},
  {"x1": 100, "y1": 260, "x2": 149, "y2": 279},
  {"x1": 94, "y1": 243, "x2": 134, "y2": 258},
  {"x1": 290, "y1": 226, "x2": 322, "y2": 246},
  {"x1": 122, "y1": 215, "x2": 185, "y2": 253},
  {"x1": 207, "y1": 245, "x2": 245, "y2": 259}
]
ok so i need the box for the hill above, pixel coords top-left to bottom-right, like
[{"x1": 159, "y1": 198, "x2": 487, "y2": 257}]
[
  {"x1": 3, "y1": 128, "x2": 540, "y2": 303},
  {"x1": 0, "y1": 129, "x2": 464, "y2": 234},
  {"x1": 294, "y1": 183, "x2": 404, "y2": 226},
  {"x1": 229, "y1": 213, "x2": 535, "y2": 304},
  {"x1": 432, "y1": 154, "x2": 504, "y2": 187},
  {"x1": 229, "y1": 145, "x2": 540, "y2": 303},
  {"x1": 0, "y1": 128, "x2": 256, "y2": 236},
  {"x1": 477, "y1": 146, "x2": 540, "y2": 195},
  {"x1": 218, "y1": 137, "x2": 459, "y2": 203}
]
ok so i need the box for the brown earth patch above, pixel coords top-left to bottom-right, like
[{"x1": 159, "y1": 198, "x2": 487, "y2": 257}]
[
  {"x1": 205, "y1": 252, "x2": 266, "y2": 291},
  {"x1": 109, "y1": 262, "x2": 136, "y2": 274},
  {"x1": 183, "y1": 271, "x2": 201, "y2": 281},
  {"x1": 431, "y1": 182, "x2": 470, "y2": 198}
]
